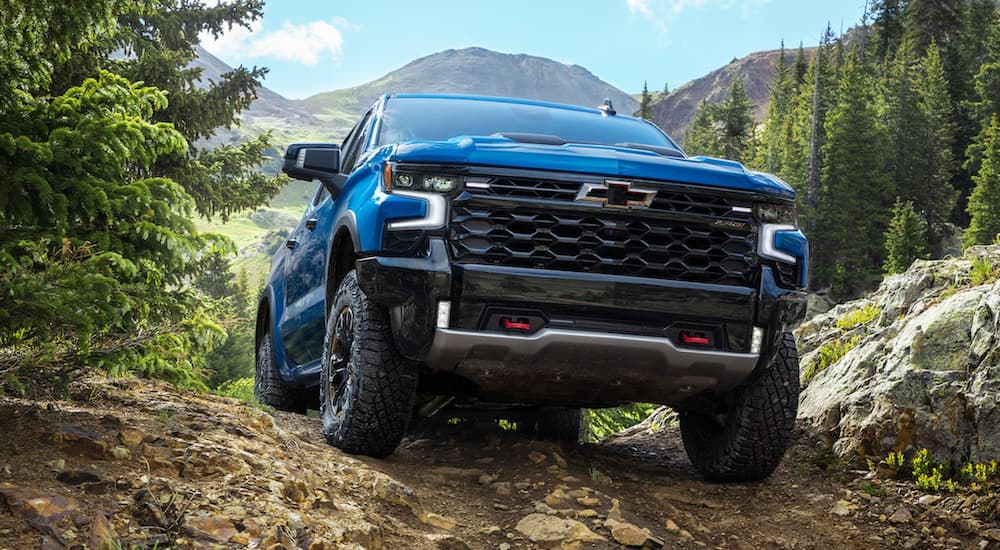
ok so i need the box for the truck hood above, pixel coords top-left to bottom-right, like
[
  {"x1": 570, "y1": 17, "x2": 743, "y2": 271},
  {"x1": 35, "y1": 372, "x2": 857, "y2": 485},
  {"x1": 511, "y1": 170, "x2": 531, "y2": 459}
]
[{"x1": 389, "y1": 136, "x2": 795, "y2": 200}]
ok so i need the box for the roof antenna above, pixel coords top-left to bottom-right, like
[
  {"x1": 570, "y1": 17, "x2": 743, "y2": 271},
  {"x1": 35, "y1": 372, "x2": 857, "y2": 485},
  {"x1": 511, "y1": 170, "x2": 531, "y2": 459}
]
[{"x1": 599, "y1": 98, "x2": 616, "y2": 116}]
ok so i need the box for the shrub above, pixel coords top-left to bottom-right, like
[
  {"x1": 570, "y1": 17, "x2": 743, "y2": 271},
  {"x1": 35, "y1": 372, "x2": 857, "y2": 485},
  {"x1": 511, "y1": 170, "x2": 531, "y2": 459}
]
[
  {"x1": 802, "y1": 335, "x2": 862, "y2": 383},
  {"x1": 835, "y1": 305, "x2": 882, "y2": 331}
]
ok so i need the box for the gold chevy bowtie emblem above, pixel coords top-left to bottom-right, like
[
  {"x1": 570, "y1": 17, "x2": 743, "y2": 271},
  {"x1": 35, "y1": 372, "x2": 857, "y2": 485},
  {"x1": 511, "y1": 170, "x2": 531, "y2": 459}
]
[{"x1": 575, "y1": 180, "x2": 657, "y2": 209}]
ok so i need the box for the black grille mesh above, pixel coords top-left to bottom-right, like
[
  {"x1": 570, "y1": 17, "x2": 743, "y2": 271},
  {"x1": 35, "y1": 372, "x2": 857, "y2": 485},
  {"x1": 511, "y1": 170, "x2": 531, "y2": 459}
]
[{"x1": 450, "y1": 206, "x2": 756, "y2": 286}]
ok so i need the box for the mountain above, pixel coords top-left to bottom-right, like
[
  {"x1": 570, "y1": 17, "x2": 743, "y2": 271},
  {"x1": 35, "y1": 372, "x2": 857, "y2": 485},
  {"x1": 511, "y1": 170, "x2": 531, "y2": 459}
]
[
  {"x1": 303, "y1": 47, "x2": 639, "y2": 130},
  {"x1": 651, "y1": 47, "x2": 814, "y2": 143},
  {"x1": 191, "y1": 46, "x2": 334, "y2": 148}
]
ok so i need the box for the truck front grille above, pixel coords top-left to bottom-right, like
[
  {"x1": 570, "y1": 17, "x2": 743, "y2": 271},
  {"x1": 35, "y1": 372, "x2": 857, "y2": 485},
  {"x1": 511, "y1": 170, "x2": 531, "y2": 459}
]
[{"x1": 449, "y1": 205, "x2": 757, "y2": 286}]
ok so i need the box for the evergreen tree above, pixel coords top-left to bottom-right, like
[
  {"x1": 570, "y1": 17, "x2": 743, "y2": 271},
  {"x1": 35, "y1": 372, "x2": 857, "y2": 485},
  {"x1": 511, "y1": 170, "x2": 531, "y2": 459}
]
[
  {"x1": 904, "y1": 0, "x2": 964, "y2": 54},
  {"x1": 884, "y1": 198, "x2": 929, "y2": 274},
  {"x1": 662, "y1": 82, "x2": 670, "y2": 95},
  {"x1": 758, "y1": 42, "x2": 795, "y2": 173},
  {"x1": 793, "y1": 42, "x2": 809, "y2": 84},
  {"x1": 639, "y1": 81, "x2": 653, "y2": 120},
  {"x1": 872, "y1": 0, "x2": 908, "y2": 63},
  {"x1": 914, "y1": 43, "x2": 959, "y2": 235},
  {"x1": 814, "y1": 48, "x2": 894, "y2": 293},
  {"x1": 0, "y1": 0, "x2": 280, "y2": 390},
  {"x1": 717, "y1": 78, "x2": 755, "y2": 163},
  {"x1": 684, "y1": 101, "x2": 721, "y2": 157},
  {"x1": 964, "y1": 116, "x2": 1000, "y2": 247},
  {"x1": 967, "y1": 11, "x2": 1000, "y2": 173}
]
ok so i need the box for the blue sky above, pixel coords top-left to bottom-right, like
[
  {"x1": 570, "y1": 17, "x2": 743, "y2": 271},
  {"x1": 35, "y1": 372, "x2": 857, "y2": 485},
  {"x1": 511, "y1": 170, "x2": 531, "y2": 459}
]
[{"x1": 202, "y1": 0, "x2": 868, "y2": 100}]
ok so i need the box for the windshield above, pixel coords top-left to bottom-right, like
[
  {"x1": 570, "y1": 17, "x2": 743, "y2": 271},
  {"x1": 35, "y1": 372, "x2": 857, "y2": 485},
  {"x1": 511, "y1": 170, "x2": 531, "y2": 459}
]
[{"x1": 377, "y1": 96, "x2": 677, "y2": 149}]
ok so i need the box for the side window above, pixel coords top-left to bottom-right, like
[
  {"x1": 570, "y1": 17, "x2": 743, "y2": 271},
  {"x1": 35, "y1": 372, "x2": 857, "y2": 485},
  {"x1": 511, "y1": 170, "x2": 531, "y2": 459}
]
[
  {"x1": 340, "y1": 110, "x2": 374, "y2": 175},
  {"x1": 310, "y1": 182, "x2": 330, "y2": 207}
]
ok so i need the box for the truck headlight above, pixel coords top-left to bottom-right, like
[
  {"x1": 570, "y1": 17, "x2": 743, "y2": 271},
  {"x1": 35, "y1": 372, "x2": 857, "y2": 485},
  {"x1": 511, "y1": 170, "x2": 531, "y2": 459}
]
[
  {"x1": 754, "y1": 202, "x2": 797, "y2": 226},
  {"x1": 383, "y1": 163, "x2": 461, "y2": 193}
]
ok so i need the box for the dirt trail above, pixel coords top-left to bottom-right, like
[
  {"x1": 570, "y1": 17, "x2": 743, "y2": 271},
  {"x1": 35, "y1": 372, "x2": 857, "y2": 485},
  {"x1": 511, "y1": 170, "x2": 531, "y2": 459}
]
[{"x1": 0, "y1": 378, "x2": 997, "y2": 549}]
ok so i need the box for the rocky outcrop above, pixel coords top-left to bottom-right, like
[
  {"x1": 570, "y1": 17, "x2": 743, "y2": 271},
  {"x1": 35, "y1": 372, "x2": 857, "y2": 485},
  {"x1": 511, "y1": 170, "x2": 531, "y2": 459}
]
[{"x1": 797, "y1": 245, "x2": 1000, "y2": 466}]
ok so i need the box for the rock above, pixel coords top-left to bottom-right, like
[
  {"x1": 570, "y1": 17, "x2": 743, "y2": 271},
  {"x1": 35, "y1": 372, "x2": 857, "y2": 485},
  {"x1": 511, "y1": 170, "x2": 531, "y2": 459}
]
[
  {"x1": 183, "y1": 515, "x2": 238, "y2": 543},
  {"x1": 665, "y1": 518, "x2": 680, "y2": 533},
  {"x1": 543, "y1": 487, "x2": 569, "y2": 506},
  {"x1": 797, "y1": 246, "x2": 1000, "y2": 464},
  {"x1": 88, "y1": 510, "x2": 118, "y2": 549},
  {"x1": 829, "y1": 500, "x2": 852, "y2": 516},
  {"x1": 493, "y1": 482, "x2": 512, "y2": 496},
  {"x1": 985, "y1": 529, "x2": 1000, "y2": 542},
  {"x1": 576, "y1": 497, "x2": 600, "y2": 507},
  {"x1": 608, "y1": 520, "x2": 651, "y2": 547},
  {"x1": 514, "y1": 513, "x2": 605, "y2": 547},
  {"x1": 371, "y1": 472, "x2": 423, "y2": 517},
  {"x1": 607, "y1": 498, "x2": 623, "y2": 522},
  {"x1": 431, "y1": 466, "x2": 483, "y2": 480},
  {"x1": 552, "y1": 453, "x2": 568, "y2": 468},
  {"x1": 53, "y1": 424, "x2": 107, "y2": 459},
  {"x1": 918, "y1": 495, "x2": 942, "y2": 507},
  {"x1": 479, "y1": 525, "x2": 502, "y2": 535},
  {"x1": 56, "y1": 469, "x2": 102, "y2": 486},
  {"x1": 932, "y1": 526, "x2": 947, "y2": 538},
  {"x1": 528, "y1": 451, "x2": 547, "y2": 464},
  {"x1": 428, "y1": 534, "x2": 472, "y2": 550},
  {"x1": 578, "y1": 509, "x2": 598, "y2": 518},
  {"x1": 478, "y1": 473, "x2": 497, "y2": 486},
  {"x1": 108, "y1": 446, "x2": 129, "y2": 460},
  {"x1": 902, "y1": 534, "x2": 921, "y2": 548},
  {"x1": 423, "y1": 512, "x2": 457, "y2": 531},
  {"x1": 889, "y1": 508, "x2": 913, "y2": 524},
  {"x1": 0, "y1": 483, "x2": 81, "y2": 526},
  {"x1": 119, "y1": 428, "x2": 144, "y2": 448}
]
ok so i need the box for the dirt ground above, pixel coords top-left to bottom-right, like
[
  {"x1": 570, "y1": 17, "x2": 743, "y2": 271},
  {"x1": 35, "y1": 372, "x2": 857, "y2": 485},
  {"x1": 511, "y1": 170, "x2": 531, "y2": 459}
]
[{"x1": 0, "y1": 378, "x2": 998, "y2": 549}]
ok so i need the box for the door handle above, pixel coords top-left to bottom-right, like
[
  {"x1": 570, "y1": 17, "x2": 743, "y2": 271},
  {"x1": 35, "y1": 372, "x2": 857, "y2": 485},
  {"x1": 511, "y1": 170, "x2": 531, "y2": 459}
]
[
  {"x1": 286, "y1": 238, "x2": 298, "y2": 249},
  {"x1": 305, "y1": 218, "x2": 318, "y2": 231}
]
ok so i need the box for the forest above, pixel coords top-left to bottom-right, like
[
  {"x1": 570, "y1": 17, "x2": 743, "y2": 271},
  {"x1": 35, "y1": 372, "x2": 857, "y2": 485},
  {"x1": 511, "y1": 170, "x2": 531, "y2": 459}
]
[{"x1": 676, "y1": 0, "x2": 1000, "y2": 297}]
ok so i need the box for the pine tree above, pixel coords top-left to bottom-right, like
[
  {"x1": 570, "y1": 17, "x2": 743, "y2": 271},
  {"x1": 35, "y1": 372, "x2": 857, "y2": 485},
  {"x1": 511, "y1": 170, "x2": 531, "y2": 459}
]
[
  {"x1": 758, "y1": 42, "x2": 794, "y2": 173},
  {"x1": 662, "y1": 82, "x2": 670, "y2": 95},
  {"x1": 872, "y1": 0, "x2": 907, "y2": 63},
  {"x1": 884, "y1": 199, "x2": 929, "y2": 274},
  {"x1": 717, "y1": 78, "x2": 755, "y2": 163},
  {"x1": 639, "y1": 81, "x2": 653, "y2": 120},
  {"x1": 914, "y1": 42, "x2": 959, "y2": 235},
  {"x1": 964, "y1": 116, "x2": 1000, "y2": 247},
  {"x1": 814, "y1": 48, "x2": 894, "y2": 294},
  {"x1": 793, "y1": 42, "x2": 809, "y2": 84},
  {"x1": 904, "y1": 0, "x2": 964, "y2": 54},
  {"x1": 967, "y1": 11, "x2": 1000, "y2": 174},
  {"x1": 684, "y1": 101, "x2": 721, "y2": 157}
]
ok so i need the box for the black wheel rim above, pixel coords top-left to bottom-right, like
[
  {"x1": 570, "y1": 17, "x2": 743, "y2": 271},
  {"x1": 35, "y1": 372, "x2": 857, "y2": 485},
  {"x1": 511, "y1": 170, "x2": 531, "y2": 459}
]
[{"x1": 327, "y1": 304, "x2": 355, "y2": 417}]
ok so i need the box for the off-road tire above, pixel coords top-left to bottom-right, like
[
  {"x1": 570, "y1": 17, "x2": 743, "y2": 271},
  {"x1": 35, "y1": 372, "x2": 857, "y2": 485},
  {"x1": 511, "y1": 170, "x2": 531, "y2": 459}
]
[
  {"x1": 679, "y1": 332, "x2": 799, "y2": 482},
  {"x1": 320, "y1": 270, "x2": 417, "y2": 458},
  {"x1": 254, "y1": 326, "x2": 309, "y2": 413},
  {"x1": 534, "y1": 408, "x2": 583, "y2": 444}
]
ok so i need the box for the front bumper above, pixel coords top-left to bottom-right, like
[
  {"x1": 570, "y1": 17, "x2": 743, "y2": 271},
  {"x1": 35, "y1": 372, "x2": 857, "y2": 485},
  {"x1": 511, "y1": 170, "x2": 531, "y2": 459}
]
[{"x1": 356, "y1": 237, "x2": 806, "y2": 406}]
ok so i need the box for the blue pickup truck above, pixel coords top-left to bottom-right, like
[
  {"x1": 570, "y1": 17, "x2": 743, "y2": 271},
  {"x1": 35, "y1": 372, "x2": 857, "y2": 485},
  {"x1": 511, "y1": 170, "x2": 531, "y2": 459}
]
[{"x1": 255, "y1": 94, "x2": 808, "y2": 481}]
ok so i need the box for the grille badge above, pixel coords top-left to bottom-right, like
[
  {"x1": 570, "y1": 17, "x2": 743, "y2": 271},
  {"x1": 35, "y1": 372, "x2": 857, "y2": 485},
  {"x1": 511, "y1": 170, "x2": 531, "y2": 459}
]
[{"x1": 576, "y1": 180, "x2": 657, "y2": 209}]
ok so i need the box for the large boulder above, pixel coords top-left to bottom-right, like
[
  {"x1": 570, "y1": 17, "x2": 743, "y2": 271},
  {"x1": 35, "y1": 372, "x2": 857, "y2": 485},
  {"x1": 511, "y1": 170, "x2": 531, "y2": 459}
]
[{"x1": 796, "y1": 246, "x2": 1000, "y2": 465}]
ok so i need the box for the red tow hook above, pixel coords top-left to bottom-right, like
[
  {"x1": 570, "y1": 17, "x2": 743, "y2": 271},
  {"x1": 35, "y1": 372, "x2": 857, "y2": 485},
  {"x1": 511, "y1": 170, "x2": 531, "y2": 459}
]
[
  {"x1": 501, "y1": 318, "x2": 532, "y2": 331},
  {"x1": 679, "y1": 332, "x2": 711, "y2": 346}
]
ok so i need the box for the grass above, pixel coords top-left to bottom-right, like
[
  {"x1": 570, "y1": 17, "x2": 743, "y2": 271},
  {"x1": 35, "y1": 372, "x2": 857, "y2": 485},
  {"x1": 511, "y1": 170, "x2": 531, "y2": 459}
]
[
  {"x1": 802, "y1": 335, "x2": 862, "y2": 383},
  {"x1": 835, "y1": 304, "x2": 881, "y2": 331},
  {"x1": 214, "y1": 377, "x2": 272, "y2": 412},
  {"x1": 970, "y1": 258, "x2": 998, "y2": 286},
  {"x1": 880, "y1": 448, "x2": 1000, "y2": 494}
]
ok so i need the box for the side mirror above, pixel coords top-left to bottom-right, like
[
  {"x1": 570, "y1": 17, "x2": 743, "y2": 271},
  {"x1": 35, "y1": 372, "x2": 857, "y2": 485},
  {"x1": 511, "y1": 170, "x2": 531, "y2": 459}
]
[{"x1": 282, "y1": 143, "x2": 341, "y2": 182}]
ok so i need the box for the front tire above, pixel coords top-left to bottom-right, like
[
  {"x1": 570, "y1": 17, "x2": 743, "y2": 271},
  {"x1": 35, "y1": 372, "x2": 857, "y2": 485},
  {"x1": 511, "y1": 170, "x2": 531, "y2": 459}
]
[
  {"x1": 679, "y1": 332, "x2": 800, "y2": 482},
  {"x1": 320, "y1": 271, "x2": 417, "y2": 458},
  {"x1": 254, "y1": 322, "x2": 309, "y2": 413}
]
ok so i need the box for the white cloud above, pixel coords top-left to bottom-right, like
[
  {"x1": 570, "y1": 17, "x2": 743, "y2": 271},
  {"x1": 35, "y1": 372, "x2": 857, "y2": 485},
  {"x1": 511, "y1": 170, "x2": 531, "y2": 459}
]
[
  {"x1": 201, "y1": 17, "x2": 353, "y2": 66},
  {"x1": 626, "y1": 0, "x2": 768, "y2": 34}
]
